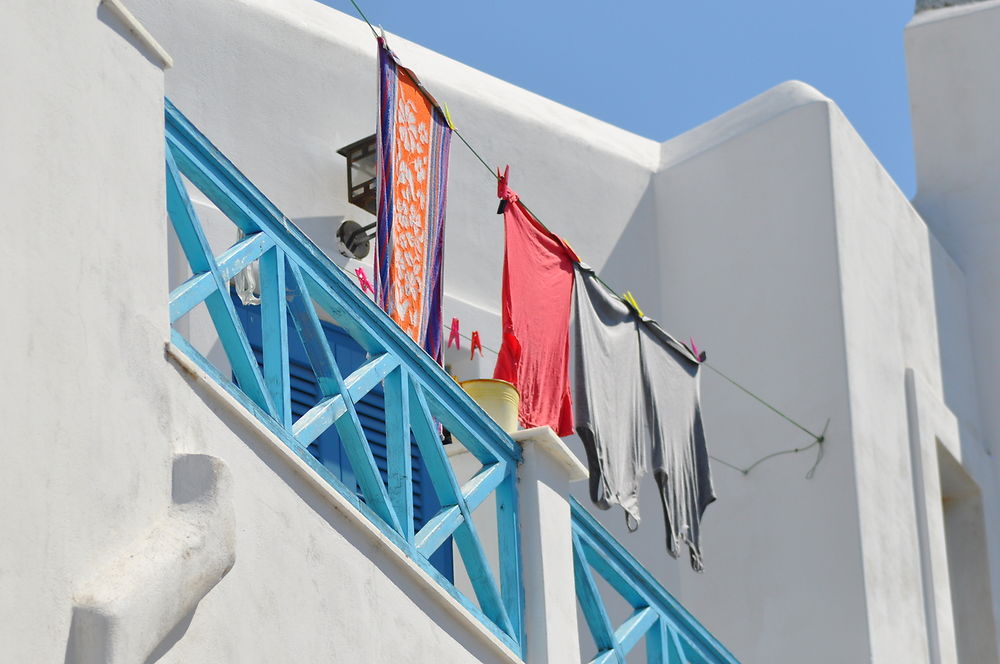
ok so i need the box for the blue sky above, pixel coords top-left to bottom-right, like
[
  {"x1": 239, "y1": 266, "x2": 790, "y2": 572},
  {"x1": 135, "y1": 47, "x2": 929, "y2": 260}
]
[{"x1": 320, "y1": 0, "x2": 919, "y2": 195}]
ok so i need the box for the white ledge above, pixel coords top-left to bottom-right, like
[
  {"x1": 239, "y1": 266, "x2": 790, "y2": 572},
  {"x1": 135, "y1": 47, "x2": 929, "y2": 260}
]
[
  {"x1": 909, "y1": 0, "x2": 1000, "y2": 27},
  {"x1": 512, "y1": 427, "x2": 589, "y2": 482},
  {"x1": 100, "y1": 0, "x2": 173, "y2": 69}
]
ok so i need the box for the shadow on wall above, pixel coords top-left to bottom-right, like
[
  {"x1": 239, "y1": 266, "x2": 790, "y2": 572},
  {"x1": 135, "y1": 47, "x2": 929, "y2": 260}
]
[
  {"x1": 595, "y1": 180, "x2": 662, "y2": 312},
  {"x1": 64, "y1": 607, "x2": 197, "y2": 664}
]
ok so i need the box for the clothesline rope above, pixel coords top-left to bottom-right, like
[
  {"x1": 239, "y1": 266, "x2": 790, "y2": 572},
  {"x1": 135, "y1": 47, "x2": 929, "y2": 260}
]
[
  {"x1": 340, "y1": 0, "x2": 829, "y2": 476},
  {"x1": 331, "y1": 262, "x2": 502, "y2": 355}
]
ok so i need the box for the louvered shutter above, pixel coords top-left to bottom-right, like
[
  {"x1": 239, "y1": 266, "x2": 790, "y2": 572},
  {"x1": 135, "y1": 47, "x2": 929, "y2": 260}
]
[{"x1": 232, "y1": 296, "x2": 452, "y2": 576}]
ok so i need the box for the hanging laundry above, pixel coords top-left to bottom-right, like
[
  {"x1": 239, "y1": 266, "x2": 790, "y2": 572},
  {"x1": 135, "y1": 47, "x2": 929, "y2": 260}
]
[
  {"x1": 639, "y1": 320, "x2": 716, "y2": 572},
  {"x1": 571, "y1": 264, "x2": 647, "y2": 528},
  {"x1": 492, "y1": 167, "x2": 576, "y2": 436},
  {"x1": 374, "y1": 37, "x2": 452, "y2": 363},
  {"x1": 571, "y1": 265, "x2": 715, "y2": 570}
]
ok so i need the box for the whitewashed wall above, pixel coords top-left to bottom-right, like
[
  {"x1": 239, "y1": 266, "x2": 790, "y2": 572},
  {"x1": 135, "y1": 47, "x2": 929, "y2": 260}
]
[
  {"x1": 5, "y1": 0, "x2": 999, "y2": 661},
  {"x1": 907, "y1": 1, "x2": 1000, "y2": 659},
  {"x1": 0, "y1": 2, "x2": 562, "y2": 663},
  {"x1": 106, "y1": 0, "x2": 1000, "y2": 661}
]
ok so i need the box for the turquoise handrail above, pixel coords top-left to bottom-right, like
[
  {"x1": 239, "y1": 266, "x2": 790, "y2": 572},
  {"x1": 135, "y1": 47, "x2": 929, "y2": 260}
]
[
  {"x1": 164, "y1": 99, "x2": 523, "y2": 654},
  {"x1": 571, "y1": 498, "x2": 740, "y2": 664}
]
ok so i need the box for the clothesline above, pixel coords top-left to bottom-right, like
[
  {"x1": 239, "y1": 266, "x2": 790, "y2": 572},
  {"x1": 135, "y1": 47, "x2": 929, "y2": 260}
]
[
  {"x1": 342, "y1": 0, "x2": 828, "y2": 476},
  {"x1": 331, "y1": 262, "x2": 502, "y2": 355}
]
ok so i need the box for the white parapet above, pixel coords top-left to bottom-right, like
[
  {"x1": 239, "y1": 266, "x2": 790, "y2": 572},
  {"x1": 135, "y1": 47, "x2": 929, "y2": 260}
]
[{"x1": 513, "y1": 427, "x2": 589, "y2": 664}]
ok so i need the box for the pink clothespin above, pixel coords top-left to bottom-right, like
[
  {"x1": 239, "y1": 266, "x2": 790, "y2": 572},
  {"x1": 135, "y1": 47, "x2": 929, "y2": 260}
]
[
  {"x1": 470, "y1": 331, "x2": 483, "y2": 360},
  {"x1": 355, "y1": 267, "x2": 374, "y2": 296},
  {"x1": 689, "y1": 337, "x2": 707, "y2": 363},
  {"x1": 448, "y1": 317, "x2": 461, "y2": 350}
]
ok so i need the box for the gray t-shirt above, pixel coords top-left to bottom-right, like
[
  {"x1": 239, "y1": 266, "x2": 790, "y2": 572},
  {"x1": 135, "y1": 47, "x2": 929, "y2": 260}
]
[
  {"x1": 571, "y1": 265, "x2": 647, "y2": 527},
  {"x1": 571, "y1": 264, "x2": 716, "y2": 570},
  {"x1": 640, "y1": 319, "x2": 716, "y2": 571}
]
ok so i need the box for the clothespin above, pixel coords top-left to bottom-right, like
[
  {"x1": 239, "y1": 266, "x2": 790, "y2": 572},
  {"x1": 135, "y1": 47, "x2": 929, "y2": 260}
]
[
  {"x1": 470, "y1": 331, "x2": 483, "y2": 360},
  {"x1": 447, "y1": 317, "x2": 461, "y2": 350},
  {"x1": 443, "y1": 103, "x2": 456, "y2": 131},
  {"x1": 621, "y1": 291, "x2": 644, "y2": 318},
  {"x1": 355, "y1": 267, "x2": 374, "y2": 296},
  {"x1": 689, "y1": 337, "x2": 707, "y2": 363},
  {"x1": 497, "y1": 165, "x2": 512, "y2": 214}
]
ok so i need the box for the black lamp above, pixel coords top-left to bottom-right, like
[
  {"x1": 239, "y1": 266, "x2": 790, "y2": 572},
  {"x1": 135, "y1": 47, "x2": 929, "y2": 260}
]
[{"x1": 337, "y1": 133, "x2": 378, "y2": 215}]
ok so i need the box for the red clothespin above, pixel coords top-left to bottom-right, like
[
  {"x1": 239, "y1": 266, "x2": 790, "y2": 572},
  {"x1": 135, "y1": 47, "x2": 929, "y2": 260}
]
[
  {"x1": 496, "y1": 165, "x2": 515, "y2": 214},
  {"x1": 448, "y1": 317, "x2": 461, "y2": 350},
  {"x1": 355, "y1": 267, "x2": 374, "y2": 296},
  {"x1": 470, "y1": 331, "x2": 483, "y2": 360},
  {"x1": 689, "y1": 337, "x2": 707, "y2": 363}
]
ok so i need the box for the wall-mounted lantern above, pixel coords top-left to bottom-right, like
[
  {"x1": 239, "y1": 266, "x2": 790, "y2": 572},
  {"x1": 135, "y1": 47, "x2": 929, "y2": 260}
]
[
  {"x1": 337, "y1": 133, "x2": 377, "y2": 215},
  {"x1": 336, "y1": 134, "x2": 377, "y2": 260}
]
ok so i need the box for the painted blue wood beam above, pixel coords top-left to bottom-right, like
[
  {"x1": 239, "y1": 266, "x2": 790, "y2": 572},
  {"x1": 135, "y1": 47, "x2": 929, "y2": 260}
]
[
  {"x1": 645, "y1": 618, "x2": 668, "y2": 664},
  {"x1": 572, "y1": 531, "x2": 620, "y2": 660},
  {"x1": 168, "y1": 329, "x2": 522, "y2": 658},
  {"x1": 169, "y1": 231, "x2": 274, "y2": 323},
  {"x1": 166, "y1": 99, "x2": 520, "y2": 464},
  {"x1": 409, "y1": 382, "x2": 515, "y2": 639},
  {"x1": 669, "y1": 626, "x2": 688, "y2": 664},
  {"x1": 260, "y1": 247, "x2": 291, "y2": 427},
  {"x1": 495, "y1": 471, "x2": 525, "y2": 648},
  {"x1": 165, "y1": 146, "x2": 275, "y2": 417},
  {"x1": 292, "y1": 393, "x2": 346, "y2": 445},
  {"x1": 385, "y1": 366, "x2": 414, "y2": 542},
  {"x1": 460, "y1": 462, "x2": 506, "y2": 512},
  {"x1": 343, "y1": 352, "x2": 399, "y2": 399},
  {"x1": 575, "y1": 531, "x2": 646, "y2": 610},
  {"x1": 590, "y1": 652, "x2": 622, "y2": 664},
  {"x1": 676, "y1": 630, "x2": 714, "y2": 664},
  {"x1": 281, "y1": 262, "x2": 400, "y2": 533},
  {"x1": 571, "y1": 499, "x2": 740, "y2": 663},
  {"x1": 419, "y1": 386, "x2": 511, "y2": 467},
  {"x1": 285, "y1": 262, "x2": 344, "y2": 397},
  {"x1": 291, "y1": 354, "x2": 400, "y2": 445},
  {"x1": 614, "y1": 607, "x2": 658, "y2": 656},
  {"x1": 414, "y1": 505, "x2": 463, "y2": 558}
]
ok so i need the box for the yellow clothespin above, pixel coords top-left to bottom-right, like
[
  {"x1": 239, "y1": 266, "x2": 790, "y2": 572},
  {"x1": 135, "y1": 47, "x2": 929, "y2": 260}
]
[
  {"x1": 622, "y1": 291, "x2": 644, "y2": 318},
  {"x1": 443, "y1": 103, "x2": 456, "y2": 131}
]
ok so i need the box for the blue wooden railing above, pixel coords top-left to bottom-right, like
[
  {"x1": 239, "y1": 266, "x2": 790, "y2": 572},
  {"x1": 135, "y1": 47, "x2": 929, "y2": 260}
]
[
  {"x1": 164, "y1": 100, "x2": 524, "y2": 655},
  {"x1": 571, "y1": 499, "x2": 740, "y2": 664}
]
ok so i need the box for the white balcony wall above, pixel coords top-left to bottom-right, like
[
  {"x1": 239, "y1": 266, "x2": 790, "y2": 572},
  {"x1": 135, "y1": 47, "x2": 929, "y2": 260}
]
[{"x1": 0, "y1": 2, "x2": 546, "y2": 663}]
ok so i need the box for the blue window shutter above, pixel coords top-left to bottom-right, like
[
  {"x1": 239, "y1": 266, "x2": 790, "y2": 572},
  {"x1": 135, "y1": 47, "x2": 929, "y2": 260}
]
[{"x1": 233, "y1": 295, "x2": 453, "y2": 578}]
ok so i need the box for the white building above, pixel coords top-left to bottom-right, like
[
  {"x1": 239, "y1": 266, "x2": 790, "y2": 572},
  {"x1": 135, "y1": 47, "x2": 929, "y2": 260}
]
[{"x1": 3, "y1": 0, "x2": 999, "y2": 662}]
